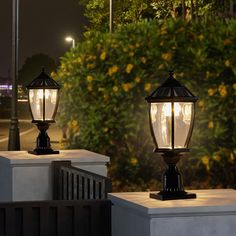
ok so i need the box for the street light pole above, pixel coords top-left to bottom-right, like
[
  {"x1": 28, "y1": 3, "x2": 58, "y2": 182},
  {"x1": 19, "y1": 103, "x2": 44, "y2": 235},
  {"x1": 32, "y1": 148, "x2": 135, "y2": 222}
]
[
  {"x1": 65, "y1": 36, "x2": 75, "y2": 49},
  {"x1": 109, "y1": 0, "x2": 113, "y2": 33},
  {"x1": 72, "y1": 39, "x2": 75, "y2": 49},
  {"x1": 8, "y1": 0, "x2": 20, "y2": 150}
]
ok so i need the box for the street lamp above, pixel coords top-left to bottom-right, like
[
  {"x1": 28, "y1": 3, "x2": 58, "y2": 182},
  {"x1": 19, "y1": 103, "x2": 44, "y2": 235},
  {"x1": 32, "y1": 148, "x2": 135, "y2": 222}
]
[
  {"x1": 146, "y1": 70, "x2": 198, "y2": 200},
  {"x1": 109, "y1": 0, "x2": 113, "y2": 33},
  {"x1": 65, "y1": 36, "x2": 75, "y2": 48},
  {"x1": 8, "y1": 0, "x2": 20, "y2": 150},
  {"x1": 27, "y1": 69, "x2": 61, "y2": 155}
]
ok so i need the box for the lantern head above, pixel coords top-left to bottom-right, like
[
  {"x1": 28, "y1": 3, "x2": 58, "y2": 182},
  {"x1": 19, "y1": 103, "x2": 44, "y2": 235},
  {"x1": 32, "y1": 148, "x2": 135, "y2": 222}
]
[
  {"x1": 146, "y1": 71, "x2": 198, "y2": 154},
  {"x1": 27, "y1": 69, "x2": 61, "y2": 155},
  {"x1": 27, "y1": 69, "x2": 60, "y2": 123}
]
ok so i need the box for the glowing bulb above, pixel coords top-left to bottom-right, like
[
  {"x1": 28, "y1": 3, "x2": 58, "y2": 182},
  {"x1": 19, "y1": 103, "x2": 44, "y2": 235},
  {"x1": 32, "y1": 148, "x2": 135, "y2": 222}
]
[
  {"x1": 162, "y1": 103, "x2": 171, "y2": 116},
  {"x1": 45, "y1": 89, "x2": 50, "y2": 99},
  {"x1": 174, "y1": 103, "x2": 181, "y2": 116},
  {"x1": 37, "y1": 90, "x2": 44, "y2": 99},
  {"x1": 162, "y1": 103, "x2": 181, "y2": 117}
]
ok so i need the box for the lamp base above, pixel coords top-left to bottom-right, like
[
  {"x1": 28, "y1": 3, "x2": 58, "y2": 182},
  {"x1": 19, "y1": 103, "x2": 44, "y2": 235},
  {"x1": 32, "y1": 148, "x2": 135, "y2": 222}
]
[
  {"x1": 150, "y1": 191, "x2": 196, "y2": 201},
  {"x1": 28, "y1": 149, "x2": 60, "y2": 155}
]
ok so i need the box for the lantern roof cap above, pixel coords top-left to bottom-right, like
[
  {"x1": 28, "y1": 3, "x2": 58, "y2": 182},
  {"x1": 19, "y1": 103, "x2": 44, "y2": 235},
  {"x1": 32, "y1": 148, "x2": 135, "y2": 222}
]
[
  {"x1": 26, "y1": 68, "x2": 61, "y2": 89},
  {"x1": 146, "y1": 70, "x2": 198, "y2": 102}
]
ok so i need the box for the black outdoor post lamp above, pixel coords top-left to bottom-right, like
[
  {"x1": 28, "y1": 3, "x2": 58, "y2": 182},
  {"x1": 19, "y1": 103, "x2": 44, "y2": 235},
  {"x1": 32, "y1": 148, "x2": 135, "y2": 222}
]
[
  {"x1": 27, "y1": 69, "x2": 61, "y2": 155},
  {"x1": 146, "y1": 70, "x2": 198, "y2": 200}
]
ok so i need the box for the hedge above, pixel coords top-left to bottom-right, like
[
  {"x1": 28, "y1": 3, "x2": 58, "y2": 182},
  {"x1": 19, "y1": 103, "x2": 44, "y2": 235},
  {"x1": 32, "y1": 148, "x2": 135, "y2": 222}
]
[{"x1": 54, "y1": 18, "x2": 236, "y2": 191}]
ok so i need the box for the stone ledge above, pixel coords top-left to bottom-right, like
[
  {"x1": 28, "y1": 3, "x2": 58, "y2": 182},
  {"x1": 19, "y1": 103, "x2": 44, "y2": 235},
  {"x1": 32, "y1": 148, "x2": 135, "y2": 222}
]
[
  {"x1": 109, "y1": 189, "x2": 236, "y2": 217},
  {"x1": 0, "y1": 149, "x2": 110, "y2": 166}
]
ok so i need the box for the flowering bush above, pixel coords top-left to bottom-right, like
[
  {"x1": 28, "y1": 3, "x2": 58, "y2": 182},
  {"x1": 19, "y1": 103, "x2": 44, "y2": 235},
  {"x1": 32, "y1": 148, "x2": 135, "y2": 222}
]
[{"x1": 54, "y1": 18, "x2": 236, "y2": 190}]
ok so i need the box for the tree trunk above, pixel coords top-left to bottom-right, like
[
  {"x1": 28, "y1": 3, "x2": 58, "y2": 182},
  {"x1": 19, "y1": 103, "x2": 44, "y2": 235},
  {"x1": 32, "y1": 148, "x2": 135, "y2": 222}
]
[
  {"x1": 230, "y1": 0, "x2": 234, "y2": 16},
  {"x1": 190, "y1": 0, "x2": 194, "y2": 19},
  {"x1": 182, "y1": 0, "x2": 186, "y2": 19}
]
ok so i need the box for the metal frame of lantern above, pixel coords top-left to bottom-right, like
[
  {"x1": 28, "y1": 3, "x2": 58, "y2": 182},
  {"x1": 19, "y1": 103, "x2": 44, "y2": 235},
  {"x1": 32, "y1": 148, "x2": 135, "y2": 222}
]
[
  {"x1": 146, "y1": 71, "x2": 198, "y2": 200},
  {"x1": 27, "y1": 69, "x2": 61, "y2": 155}
]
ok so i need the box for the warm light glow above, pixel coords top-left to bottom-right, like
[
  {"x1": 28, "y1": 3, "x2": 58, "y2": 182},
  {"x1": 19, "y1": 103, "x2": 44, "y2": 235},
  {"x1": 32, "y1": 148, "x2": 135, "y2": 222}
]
[
  {"x1": 150, "y1": 102, "x2": 194, "y2": 149},
  {"x1": 162, "y1": 103, "x2": 181, "y2": 117},
  {"x1": 29, "y1": 89, "x2": 58, "y2": 121},
  {"x1": 65, "y1": 36, "x2": 74, "y2": 42}
]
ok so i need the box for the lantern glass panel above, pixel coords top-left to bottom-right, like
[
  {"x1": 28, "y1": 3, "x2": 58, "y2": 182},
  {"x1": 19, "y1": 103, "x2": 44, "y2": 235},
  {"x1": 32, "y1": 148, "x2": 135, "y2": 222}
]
[
  {"x1": 45, "y1": 89, "x2": 58, "y2": 120},
  {"x1": 150, "y1": 102, "x2": 194, "y2": 149},
  {"x1": 29, "y1": 89, "x2": 58, "y2": 121},
  {"x1": 29, "y1": 89, "x2": 43, "y2": 121},
  {"x1": 150, "y1": 103, "x2": 172, "y2": 148},
  {"x1": 174, "y1": 102, "x2": 194, "y2": 148}
]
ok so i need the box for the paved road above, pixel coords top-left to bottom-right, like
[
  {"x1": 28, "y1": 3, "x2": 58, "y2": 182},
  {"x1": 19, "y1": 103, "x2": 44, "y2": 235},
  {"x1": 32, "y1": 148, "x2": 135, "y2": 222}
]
[{"x1": 0, "y1": 119, "x2": 63, "y2": 151}]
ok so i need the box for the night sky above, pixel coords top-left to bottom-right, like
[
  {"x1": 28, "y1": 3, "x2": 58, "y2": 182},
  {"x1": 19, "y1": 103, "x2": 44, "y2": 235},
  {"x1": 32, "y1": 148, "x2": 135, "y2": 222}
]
[{"x1": 0, "y1": 0, "x2": 87, "y2": 77}]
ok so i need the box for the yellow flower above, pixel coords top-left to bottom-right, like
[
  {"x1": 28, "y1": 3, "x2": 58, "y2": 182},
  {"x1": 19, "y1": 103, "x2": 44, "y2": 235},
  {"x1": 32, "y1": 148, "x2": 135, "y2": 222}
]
[
  {"x1": 218, "y1": 84, "x2": 227, "y2": 97},
  {"x1": 108, "y1": 65, "x2": 119, "y2": 76},
  {"x1": 201, "y1": 155, "x2": 209, "y2": 166},
  {"x1": 224, "y1": 39, "x2": 232, "y2": 45},
  {"x1": 113, "y1": 86, "x2": 118, "y2": 92},
  {"x1": 129, "y1": 52, "x2": 134, "y2": 57},
  {"x1": 64, "y1": 83, "x2": 72, "y2": 89},
  {"x1": 88, "y1": 55, "x2": 96, "y2": 60},
  {"x1": 208, "y1": 88, "x2": 216, "y2": 96},
  {"x1": 160, "y1": 28, "x2": 167, "y2": 35},
  {"x1": 135, "y1": 77, "x2": 141, "y2": 83},
  {"x1": 198, "y1": 35, "x2": 204, "y2": 41},
  {"x1": 213, "y1": 155, "x2": 221, "y2": 162},
  {"x1": 122, "y1": 83, "x2": 132, "y2": 92},
  {"x1": 87, "y1": 85, "x2": 93, "y2": 91},
  {"x1": 103, "y1": 127, "x2": 109, "y2": 133},
  {"x1": 160, "y1": 41, "x2": 164, "y2": 46},
  {"x1": 230, "y1": 153, "x2": 235, "y2": 162},
  {"x1": 225, "y1": 60, "x2": 231, "y2": 67},
  {"x1": 198, "y1": 100, "x2": 204, "y2": 108},
  {"x1": 86, "y1": 75, "x2": 93, "y2": 82},
  {"x1": 100, "y1": 51, "x2": 107, "y2": 60},
  {"x1": 161, "y1": 53, "x2": 172, "y2": 61},
  {"x1": 233, "y1": 83, "x2": 236, "y2": 90},
  {"x1": 126, "y1": 64, "x2": 134, "y2": 74},
  {"x1": 135, "y1": 43, "x2": 140, "y2": 48},
  {"x1": 130, "y1": 157, "x2": 138, "y2": 166},
  {"x1": 158, "y1": 64, "x2": 164, "y2": 69},
  {"x1": 68, "y1": 120, "x2": 79, "y2": 133},
  {"x1": 208, "y1": 121, "x2": 214, "y2": 129},
  {"x1": 71, "y1": 120, "x2": 78, "y2": 127},
  {"x1": 50, "y1": 71, "x2": 56, "y2": 78},
  {"x1": 144, "y1": 83, "x2": 151, "y2": 92},
  {"x1": 141, "y1": 57, "x2": 147, "y2": 64}
]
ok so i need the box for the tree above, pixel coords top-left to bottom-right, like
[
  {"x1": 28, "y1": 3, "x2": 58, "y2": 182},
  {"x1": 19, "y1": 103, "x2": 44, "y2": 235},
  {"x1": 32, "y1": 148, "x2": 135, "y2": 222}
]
[
  {"x1": 79, "y1": 0, "x2": 236, "y2": 33},
  {"x1": 79, "y1": 0, "x2": 156, "y2": 32},
  {"x1": 19, "y1": 54, "x2": 57, "y2": 87}
]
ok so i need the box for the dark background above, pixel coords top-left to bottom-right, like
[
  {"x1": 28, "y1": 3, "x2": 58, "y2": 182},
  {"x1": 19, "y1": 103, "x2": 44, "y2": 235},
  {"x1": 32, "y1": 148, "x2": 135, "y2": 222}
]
[{"x1": 0, "y1": 0, "x2": 87, "y2": 77}]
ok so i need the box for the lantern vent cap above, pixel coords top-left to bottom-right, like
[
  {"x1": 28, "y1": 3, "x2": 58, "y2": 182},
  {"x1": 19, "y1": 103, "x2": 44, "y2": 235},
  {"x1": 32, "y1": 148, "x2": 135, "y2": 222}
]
[
  {"x1": 26, "y1": 69, "x2": 61, "y2": 89},
  {"x1": 146, "y1": 70, "x2": 198, "y2": 102}
]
